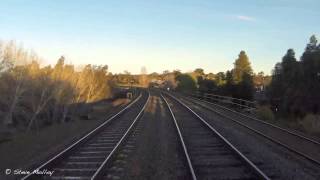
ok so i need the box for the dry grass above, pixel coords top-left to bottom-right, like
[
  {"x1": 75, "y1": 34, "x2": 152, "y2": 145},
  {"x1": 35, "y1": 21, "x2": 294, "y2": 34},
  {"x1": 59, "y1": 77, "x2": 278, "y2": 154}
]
[
  {"x1": 0, "y1": 98, "x2": 129, "y2": 176},
  {"x1": 299, "y1": 114, "x2": 320, "y2": 134},
  {"x1": 256, "y1": 105, "x2": 275, "y2": 122},
  {"x1": 0, "y1": 120, "x2": 102, "y2": 170},
  {"x1": 112, "y1": 98, "x2": 130, "y2": 107}
]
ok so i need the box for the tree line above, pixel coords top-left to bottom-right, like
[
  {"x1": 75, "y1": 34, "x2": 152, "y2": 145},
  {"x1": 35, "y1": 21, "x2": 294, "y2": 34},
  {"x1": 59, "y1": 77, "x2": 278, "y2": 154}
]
[
  {"x1": 172, "y1": 35, "x2": 320, "y2": 120},
  {"x1": 109, "y1": 35, "x2": 320, "y2": 133},
  {"x1": 268, "y1": 35, "x2": 320, "y2": 117},
  {"x1": 111, "y1": 51, "x2": 269, "y2": 102},
  {"x1": 172, "y1": 51, "x2": 265, "y2": 101},
  {"x1": 0, "y1": 41, "x2": 113, "y2": 131}
]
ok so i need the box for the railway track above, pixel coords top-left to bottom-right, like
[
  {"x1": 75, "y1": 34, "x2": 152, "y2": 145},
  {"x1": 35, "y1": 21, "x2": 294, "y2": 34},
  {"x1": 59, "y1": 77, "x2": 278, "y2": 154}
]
[
  {"x1": 177, "y1": 93, "x2": 320, "y2": 166},
  {"x1": 161, "y1": 93, "x2": 270, "y2": 180},
  {"x1": 22, "y1": 91, "x2": 150, "y2": 180},
  {"x1": 102, "y1": 111, "x2": 145, "y2": 180}
]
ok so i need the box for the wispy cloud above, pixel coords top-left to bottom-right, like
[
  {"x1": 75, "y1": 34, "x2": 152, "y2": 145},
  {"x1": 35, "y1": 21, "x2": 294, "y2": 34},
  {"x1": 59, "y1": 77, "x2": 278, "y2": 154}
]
[{"x1": 235, "y1": 15, "x2": 256, "y2": 22}]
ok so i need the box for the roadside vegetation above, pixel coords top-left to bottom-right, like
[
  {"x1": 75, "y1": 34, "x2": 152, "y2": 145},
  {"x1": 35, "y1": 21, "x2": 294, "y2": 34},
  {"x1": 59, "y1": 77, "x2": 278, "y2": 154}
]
[
  {"x1": 0, "y1": 40, "x2": 114, "y2": 135},
  {"x1": 267, "y1": 35, "x2": 320, "y2": 134},
  {"x1": 0, "y1": 40, "x2": 130, "y2": 173},
  {"x1": 0, "y1": 98, "x2": 129, "y2": 172}
]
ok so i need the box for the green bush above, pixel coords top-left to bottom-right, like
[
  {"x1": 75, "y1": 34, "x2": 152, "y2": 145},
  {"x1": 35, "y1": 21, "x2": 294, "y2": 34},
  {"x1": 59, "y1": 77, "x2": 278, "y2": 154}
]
[
  {"x1": 175, "y1": 74, "x2": 197, "y2": 92},
  {"x1": 299, "y1": 114, "x2": 320, "y2": 134},
  {"x1": 256, "y1": 106, "x2": 275, "y2": 121}
]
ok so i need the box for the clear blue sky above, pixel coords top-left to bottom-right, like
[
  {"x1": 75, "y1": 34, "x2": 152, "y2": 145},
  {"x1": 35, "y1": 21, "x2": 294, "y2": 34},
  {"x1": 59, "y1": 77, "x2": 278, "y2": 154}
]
[{"x1": 0, "y1": 0, "x2": 319, "y2": 74}]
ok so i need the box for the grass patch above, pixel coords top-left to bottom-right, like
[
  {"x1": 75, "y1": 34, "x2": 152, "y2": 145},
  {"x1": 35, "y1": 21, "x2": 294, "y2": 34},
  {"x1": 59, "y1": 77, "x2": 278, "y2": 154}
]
[{"x1": 256, "y1": 106, "x2": 275, "y2": 122}]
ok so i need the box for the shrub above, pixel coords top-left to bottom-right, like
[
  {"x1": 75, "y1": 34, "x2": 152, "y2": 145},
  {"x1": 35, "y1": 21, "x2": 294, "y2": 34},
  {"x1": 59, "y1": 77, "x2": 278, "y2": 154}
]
[
  {"x1": 299, "y1": 114, "x2": 320, "y2": 134},
  {"x1": 175, "y1": 74, "x2": 197, "y2": 92},
  {"x1": 256, "y1": 106, "x2": 275, "y2": 121}
]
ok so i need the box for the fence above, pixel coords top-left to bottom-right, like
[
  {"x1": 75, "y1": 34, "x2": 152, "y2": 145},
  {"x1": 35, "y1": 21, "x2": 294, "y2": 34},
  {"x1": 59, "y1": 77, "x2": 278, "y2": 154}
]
[{"x1": 188, "y1": 91, "x2": 257, "y2": 111}]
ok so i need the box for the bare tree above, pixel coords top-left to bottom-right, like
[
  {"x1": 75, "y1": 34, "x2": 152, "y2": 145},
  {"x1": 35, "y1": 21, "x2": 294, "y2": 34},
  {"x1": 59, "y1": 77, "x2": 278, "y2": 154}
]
[
  {"x1": 3, "y1": 68, "x2": 27, "y2": 125},
  {"x1": 1, "y1": 41, "x2": 34, "y2": 126},
  {"x1": 0, "y1": 40, "x2": 114, "y2": 131}
]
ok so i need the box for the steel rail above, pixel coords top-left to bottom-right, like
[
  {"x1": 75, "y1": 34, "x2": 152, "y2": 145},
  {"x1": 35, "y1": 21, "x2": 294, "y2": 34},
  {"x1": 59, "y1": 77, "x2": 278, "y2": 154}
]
[
  {"x1": 91, "y1": 91, "x2": 150, "y2": 179},
  {"x1": 163, "y1": 92, "x2": 270, "y2": 180},
  {"x1": 161, "y1": 94, "x2": 197, "y2": 180},
  {"x1": 182, "y1": 94, "x2": 320, "y2": 165},
  {"x1": 22, "y1": 93, "x2": 143, "y2": 180},
  {"x1": 188, "y1": 94, "x2": 320, "y2": 145}
]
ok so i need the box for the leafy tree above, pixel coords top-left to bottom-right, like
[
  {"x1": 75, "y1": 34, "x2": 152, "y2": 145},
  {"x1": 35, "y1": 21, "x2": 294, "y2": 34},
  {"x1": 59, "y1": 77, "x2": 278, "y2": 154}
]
[
  {"x1": 236, "y1": 72, "x2": 254, "y2": 100},
  {"x1": 191, "y1": 68, "x2": 205, "y2": 85},
  {"x1": 268, "y1": 35, "x2": 320, "y2": 116},
  {"x1": 172, "y1": 69, "x2": 181, "y2": 79},
  {"x1": 300, "y1": 35, "x2": 320, "y2": 114},
  {"x1": 194, "y1": 68, "x2": 204, "y2": 76},
  {"x1": 230, "y1": 51, "x2": 254, "y2": 100},
  {"x1": 215, "y1": 72, "x2": 226, "y2": 86},
  {"x1": 268, "y1": 49, "x2": 299, "y2": 114},
  {"x1": 219, "y1": 70, "x2": 234, "y2": 96},
  {"x1": 306, "y1": 35, "x2": 318, "y2": 51},
  {"x1": 253, "y1": 71, "x2": 265, "y2": 90},
  {"x1": 233, "y1": 51, "x2": 253, "y2": 84},
  {"x1": 198, "y1": 77, "x2": 216, "y2": 93},
  {"x1": 206, "y1": 73, "x2": 215, "y2": 80},
  {"x1": 175, "y1": 74, "x2": 197, "y2": 92}
]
